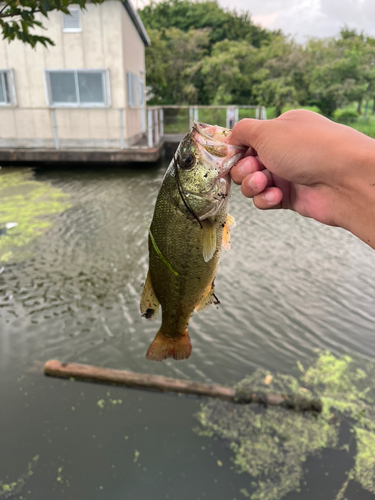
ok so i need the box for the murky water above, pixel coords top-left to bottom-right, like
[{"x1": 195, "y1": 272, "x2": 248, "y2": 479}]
[{"x1": 0, "y1": 164, "x2": 374, "y2": 500}]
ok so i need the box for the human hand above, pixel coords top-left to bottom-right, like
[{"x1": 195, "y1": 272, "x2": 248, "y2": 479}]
[{"x1": 229, "y1": 110, "x2": 375, "y2": 248}]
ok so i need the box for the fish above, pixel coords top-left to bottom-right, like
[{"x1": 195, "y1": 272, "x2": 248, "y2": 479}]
[{"x1": 140, "y1": 122, "x2": 247, "y2": 361}]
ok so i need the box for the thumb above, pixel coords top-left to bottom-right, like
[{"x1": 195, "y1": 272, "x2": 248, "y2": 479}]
[{"x1": 228, "y1": 118, "x2": 269, "y2": 152}]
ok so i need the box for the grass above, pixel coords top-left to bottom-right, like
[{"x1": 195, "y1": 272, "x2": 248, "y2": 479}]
[
  {"x1": 162, "y1": 101, "x2": 375, "y2": 138},
  {"x1": 163, "y1": 106, "x2": 262, "y2": 133},
  {"x1": 267, "y1": 102, "x2": 375, "y2": 138},
  {"x1": 334, "y1": 102, "x2": 375, "y2": 138}
]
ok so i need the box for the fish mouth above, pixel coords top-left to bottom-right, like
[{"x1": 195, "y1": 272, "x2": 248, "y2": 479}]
[
  {"x1": 192, "y1": 122, "x2": 246, "y2": 177},
  {"x1": 174, "y1": 122, "x2": 246, "y2": 221}
]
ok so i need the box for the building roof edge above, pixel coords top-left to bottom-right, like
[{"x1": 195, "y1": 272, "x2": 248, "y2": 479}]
[{"x1": 123, "y1": 0, "x2": 151, "y2": 47}]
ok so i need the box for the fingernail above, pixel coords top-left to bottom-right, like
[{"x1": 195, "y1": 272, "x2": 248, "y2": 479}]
[
  {"x1": 247, "y1": 175, "x2": 258, "y2": 190},
  {"x1": 239, "y1": 159, "x2": 254, "y2": 176},
  {"x1": 263, "y1": 191, "x2": 276, "y2": 203}
]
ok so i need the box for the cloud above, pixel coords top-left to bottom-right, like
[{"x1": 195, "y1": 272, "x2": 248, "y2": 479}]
[
  {"x1": 252, "y1": 12, "x2": 279, "y2": 29},
  {"x1": 217, "y1": 0, "x2": 375, "y2": 41}
]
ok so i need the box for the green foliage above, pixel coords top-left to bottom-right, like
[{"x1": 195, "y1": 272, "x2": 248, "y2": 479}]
[
  {"x1": 140, "y1": 0, "x2": 278, "y2": 105},
  {"x1": 304, "y1": 34, "x2": 369, "y2": 117},
  {"x1": 0, "y1": 169, "x2": 71, "y2": 262},
  {"x1": 201, "y1": 39, "x2": 259, "y2": 105},
  {"x1": 0, "y1": 0, "x2": 105, "y2": 48},
  {"x1": 140, "y1": 2, "x2": 375, "y2": 118},
  {"x1": 196, "y1": 351, "x2": 375, "y2": 500},
  {"x1": 139, "y1": 0, "x2": 272, "y2": 48},
  {"x1": 145, "y1": 27, "x2": 210, "y2": 104}
]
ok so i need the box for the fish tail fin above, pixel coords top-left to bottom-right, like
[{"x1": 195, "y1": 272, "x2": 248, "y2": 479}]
[{"x1": 146, "y1": 329, "x2": 191, "y2": 361}]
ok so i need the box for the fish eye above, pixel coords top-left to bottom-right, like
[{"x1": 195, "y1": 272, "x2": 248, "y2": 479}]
[{"x1": 179, "y1": 153, "x2": 195, "y2": 170}]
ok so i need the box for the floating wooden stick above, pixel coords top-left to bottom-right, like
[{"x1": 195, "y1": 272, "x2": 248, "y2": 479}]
[{"x1": 44, "y1": 360, "x2": 322, "y2": 413}]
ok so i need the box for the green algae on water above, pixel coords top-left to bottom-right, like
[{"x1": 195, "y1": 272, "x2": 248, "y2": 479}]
[
  {"x1": 0, "y1": 455, "x2": 39, "y2": 499},
  {"x1": 195, "y1": 351, "x2": 375, "y2": 500},
  {"x1": 0, "y1": 169, "x2": 71, "y2": 263}
]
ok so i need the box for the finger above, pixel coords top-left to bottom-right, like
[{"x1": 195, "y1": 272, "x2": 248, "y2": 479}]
[
  {"x1": 256, "y1": 155, "x2": 265, "y2": 169},
  {"x1": 231, "y1": 156, "x2": 264, "y2": 185},
  {"x1": 253, "y1": 187, "x2": 283, "y2": 210},
  {"x1": 228, "y1": 118, "x2": 267, "y2": 150},
  {"x1": 244, "y1": 147, "x2": 257, "y2": 158},
  {"x1": 240, "y1": 170, "x2": 273, "y2": 198}
]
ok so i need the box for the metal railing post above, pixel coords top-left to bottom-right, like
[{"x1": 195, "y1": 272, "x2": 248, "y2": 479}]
[
  {"x1": 147, "y1": 109, "x2": 153, "y2": 148},
  {"x1": 189, "y1": 107, "x2": 194, "y2": 128},
  {"x1": 235, "y1": 107, "x2": 239, "y2": 125},
  {"x1": 194, "y1": 106, "x2": 198, "y2": 123},
  {"x1": 141, "y1": 105, "x2": 146, "y2": 134},
  {"x1": 255, "y1": 106, "x2": 260, "y2": 119},
  {"x1": 119, "y1": 109, "x2": 125, "y2": 149},
  {"x1": 226, "y1": 106, "x2": 236, "y2": 129},
  {"x1": 51, "y1": 109, "x2": 59, "y2": 150},
  {"x1": 159, "y1": 108, "x2": 164, "y2": 138},
  {"x1": 155, "y1": 109, "x2": 160, "y2": 144}
]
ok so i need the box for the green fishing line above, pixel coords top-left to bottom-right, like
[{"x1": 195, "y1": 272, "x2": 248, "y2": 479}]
[{"x1": 144, "y1": 218, "x2": 179, "y2": 277}]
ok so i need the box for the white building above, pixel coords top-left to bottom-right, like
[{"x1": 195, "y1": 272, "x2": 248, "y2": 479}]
[{"x1": 0, "y1": 0, "x2": 151, "y2": 151}]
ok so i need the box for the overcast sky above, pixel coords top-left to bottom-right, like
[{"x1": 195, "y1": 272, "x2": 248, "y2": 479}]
[{"x1": 135, "y1": 0, "x2": 375, "y2": 42}]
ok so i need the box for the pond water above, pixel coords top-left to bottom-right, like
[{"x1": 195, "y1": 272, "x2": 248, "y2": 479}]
[{"x1": 0, "y1": 163, "x2": 374, "y2": 500}]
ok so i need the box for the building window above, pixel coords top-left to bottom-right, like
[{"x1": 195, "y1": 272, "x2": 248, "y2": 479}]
[
  {"x1": 0, "y1": 70, "x2": 16, "y2": 106},
  {"x1": 62, "y1": 7, "x2": 81, "y2": 32},
  {"x1": 45, "y1": 70, "x2": 110, "y2": 107},
  {"x1": 127, "y1": 71, "x2": 140, "y2": 107}
]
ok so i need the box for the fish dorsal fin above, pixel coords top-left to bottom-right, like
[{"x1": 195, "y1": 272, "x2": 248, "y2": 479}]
[
  {"x1": 202, "y1": 221, "x2": 216, "y2": 262},
  {"x1": 140, "y1": 271, "x2": 160, "y2": 321},
  {"x1": 195, "y1": 281, "x2": 215, "y2": 312}
]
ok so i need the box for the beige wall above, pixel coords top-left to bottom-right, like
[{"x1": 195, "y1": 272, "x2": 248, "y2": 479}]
[
  {"x1": 121, "y1": 5, "x2": 146, "y2": 140},
  {"x1": 0, "y1": 1, "x2": 146, "y2": 148}
]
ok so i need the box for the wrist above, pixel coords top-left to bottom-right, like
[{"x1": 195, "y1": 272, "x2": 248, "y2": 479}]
[{"x1": 338, "y1": 132, "x2": 375, "y2": 249}]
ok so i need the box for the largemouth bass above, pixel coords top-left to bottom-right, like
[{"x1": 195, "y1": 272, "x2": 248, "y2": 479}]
[{"x1": 141, "y1": 122, "x2": 246, "y2": 361}]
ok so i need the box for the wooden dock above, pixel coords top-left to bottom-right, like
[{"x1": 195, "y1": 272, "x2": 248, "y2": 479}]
[
  {"x1": 0, "y1": 140, "x2": 164, "y2": 165},
  {"x1": 0, "y1": 134, "x2": 187, "y2": 165}
]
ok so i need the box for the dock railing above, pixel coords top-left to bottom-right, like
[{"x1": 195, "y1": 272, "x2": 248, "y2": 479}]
[
  {"x1": 0, "y1": 105, "x2": 266, "y2": 151},
  {"x1": 146, "y1": 105, "x2": 267, "y2": 147}
]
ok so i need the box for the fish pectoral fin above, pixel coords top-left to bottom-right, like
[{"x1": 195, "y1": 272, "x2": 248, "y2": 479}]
[
  {"x1": 195, "y1": 281, "x2": 216, "y2": 312},
  {"x1": 222, "y1": 220, "x2": 231, "y2": 251},
  {"x1": 140, "y1": 271, "x2": 160, "y2": 321},
  {"x1": 222, "y1": 214, "x2": 235, "y2": 251},
  {"x1": 146, "y1": 329, "x2": 191, "y2": 361},
  {"x1": 227, "y1": 213, "x2": 236, "y2": 228},
  {"x1": 202, "y1": 221, "x2": 216, "y2": 262}
]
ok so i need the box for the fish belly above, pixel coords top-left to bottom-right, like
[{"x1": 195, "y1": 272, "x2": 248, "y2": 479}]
[{"x1": 149, "y1": 196, "x2": 225, "y2": 338}]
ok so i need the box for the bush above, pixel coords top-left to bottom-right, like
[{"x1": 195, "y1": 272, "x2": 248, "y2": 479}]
[{"x1": 333, "y1": 108, "x2": 359, "y2": 124}]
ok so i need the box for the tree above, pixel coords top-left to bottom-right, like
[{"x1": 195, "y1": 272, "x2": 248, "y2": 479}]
[
  {"x1": 145, "y1": 27, "x2": 210, "y2": 104},
  {"x1": 252, "y1": 37, "x2": 305, "y2": 116},
  {"x1": 305, "y1": 32, "x2": 369, "y2": 117},
  {"x1": 0, "y1": 0, "x2": 105, "y2": 48},
  {"x1": 200, "y1": 39, "x2": 259, "y2": 104},
  {"x1": 139, "y1": 0, "x2": 273, "y2": 49}
]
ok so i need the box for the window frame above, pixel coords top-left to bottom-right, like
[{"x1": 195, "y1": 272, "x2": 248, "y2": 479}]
[
  {"x1": 127, "y1": 71, "x2": 141, "y2": 108},
  {"x1": 44, "y1": 69, "x2": 111, "y2": 108},
  {"x1": 62, "y1": 7, "x2": 82, "y2": 33},
  {"x1": 0, "y1": 69, "x2": 16, "y2": 106}
]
